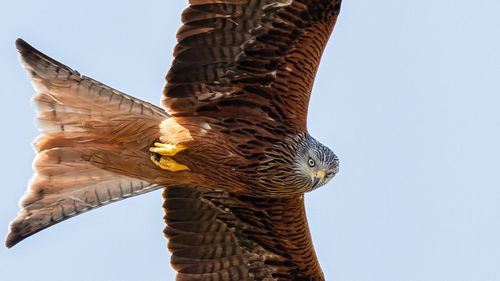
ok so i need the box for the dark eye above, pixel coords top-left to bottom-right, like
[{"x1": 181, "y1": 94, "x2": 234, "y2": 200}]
[{"x1": 308, "y1": 158, "x2": 316, "y2": 167}]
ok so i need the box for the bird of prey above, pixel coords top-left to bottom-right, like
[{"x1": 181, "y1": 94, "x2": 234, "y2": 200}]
[{"x1": 6, "y1": 0, "x2": 342, "y2": 280}]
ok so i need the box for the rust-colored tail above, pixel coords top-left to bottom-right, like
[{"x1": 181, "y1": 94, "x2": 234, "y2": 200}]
[{"x1": 6, "y1": 39, "x2": 168, "y2": 247}]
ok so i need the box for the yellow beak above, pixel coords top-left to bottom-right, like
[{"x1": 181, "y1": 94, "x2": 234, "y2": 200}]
[{"x1": 315, "y1": 170, "x2": 326, "y2": 180}]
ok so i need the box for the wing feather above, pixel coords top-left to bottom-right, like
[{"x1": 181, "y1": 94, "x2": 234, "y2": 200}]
[
  {"x1": 163, "y1": 0, "x2": 342, "y2": 132},
  {"x1": 164, "y1": 185, "x2": 323, "y2": 281}
]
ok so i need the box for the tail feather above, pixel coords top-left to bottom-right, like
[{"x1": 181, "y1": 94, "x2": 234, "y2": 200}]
[{"x1": 6, "y1": 39, "x2": 169, "y2": 247}]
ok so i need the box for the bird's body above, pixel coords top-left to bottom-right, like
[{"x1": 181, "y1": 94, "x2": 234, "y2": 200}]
[
  {"x1": 157, "y1": 116, "x2": 336, "y2": 195},
  {"x1": 6, "y1": 0, "x2": 343, "y2": 280}
]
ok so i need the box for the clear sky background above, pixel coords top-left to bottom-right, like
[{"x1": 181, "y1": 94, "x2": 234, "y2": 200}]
[{"x1": 1, "y1": 1, "x2": 499, "y2": 281}]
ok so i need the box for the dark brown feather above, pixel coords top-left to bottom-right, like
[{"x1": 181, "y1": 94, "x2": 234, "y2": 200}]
[
  {"x1": 164, "y1": 185, "x2": 324, "y2": 281},
  {"x1": 163, "y1": 0, "x2": 342, "y2": 132}
]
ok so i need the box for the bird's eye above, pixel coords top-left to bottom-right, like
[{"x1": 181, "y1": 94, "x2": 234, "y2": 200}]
[{"x1": 308, "y1": 158, "x2": 316, "y2": 167}]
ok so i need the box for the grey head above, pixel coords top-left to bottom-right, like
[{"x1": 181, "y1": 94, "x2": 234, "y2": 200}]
[{"x1": 293, "y1": 133, "x2": 339, "y2": 192}]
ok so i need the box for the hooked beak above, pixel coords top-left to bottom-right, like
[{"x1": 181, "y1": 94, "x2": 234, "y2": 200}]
[
  {"x1": 311, "y1": 176, "x2": 321, "y2": 189},
  {"x1": 311, "y1": 170, "x2": 326, "y2": 190}
]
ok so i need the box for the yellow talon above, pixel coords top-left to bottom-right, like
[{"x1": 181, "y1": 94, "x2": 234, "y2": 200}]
[
  {"x1": 149, "y1": 142, "x2": 189, "y2": 172},
  {"x1": 150, "y1": 154, "x2": 190, "y2": 172},
  {"x1": 149, "y1": 142, "x2": 187, "y2": 156}
]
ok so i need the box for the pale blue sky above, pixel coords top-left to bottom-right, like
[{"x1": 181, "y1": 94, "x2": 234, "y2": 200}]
[{"x1": 1, "y1": 1, "x2": 500, "y2": 281}]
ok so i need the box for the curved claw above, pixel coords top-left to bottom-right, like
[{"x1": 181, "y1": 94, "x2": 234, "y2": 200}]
[
  {"x1": 150, "y1": 153, "x2": 190, "y2": 172},
  {"x1": 149, "y1": 142, "x2": 187, "y2": 156},
  {"x1": 149, "y1": 142, "x2": 189, "y2": 172}
]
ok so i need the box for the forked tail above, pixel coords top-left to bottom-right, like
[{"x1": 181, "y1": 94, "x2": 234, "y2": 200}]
[{"x1": 6, "y1": 39, "x2": 168, "y2": 247}]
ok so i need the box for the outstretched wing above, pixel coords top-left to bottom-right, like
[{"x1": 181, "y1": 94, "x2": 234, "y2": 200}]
[
  {"x1": 164, "y1": 185, "x2": 323, "y2": 281},
  {"x1": 163, "y1": 0, "x2": 342, "y2": 132}
]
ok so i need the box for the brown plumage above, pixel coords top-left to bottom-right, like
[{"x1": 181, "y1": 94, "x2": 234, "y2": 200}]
[
  {"x1": 164, "y1": 185, "x2": 321, "y2": 280},
  {"x1": 7, "y1": 1, "x2": 343, "y2": 280}
]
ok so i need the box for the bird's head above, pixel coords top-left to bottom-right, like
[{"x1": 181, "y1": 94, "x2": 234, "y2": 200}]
[{"x1": 293, "y1": 134, "x2": 339, "y2": 191}]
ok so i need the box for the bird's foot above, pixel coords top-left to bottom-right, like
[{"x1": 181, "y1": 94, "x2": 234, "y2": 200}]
[
  {"x1": 149, "y1": 142, "x2": 189, "y2": 171},
  {"x1": 150, "y1": 142, "x2": 187, "y2": 156}
]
